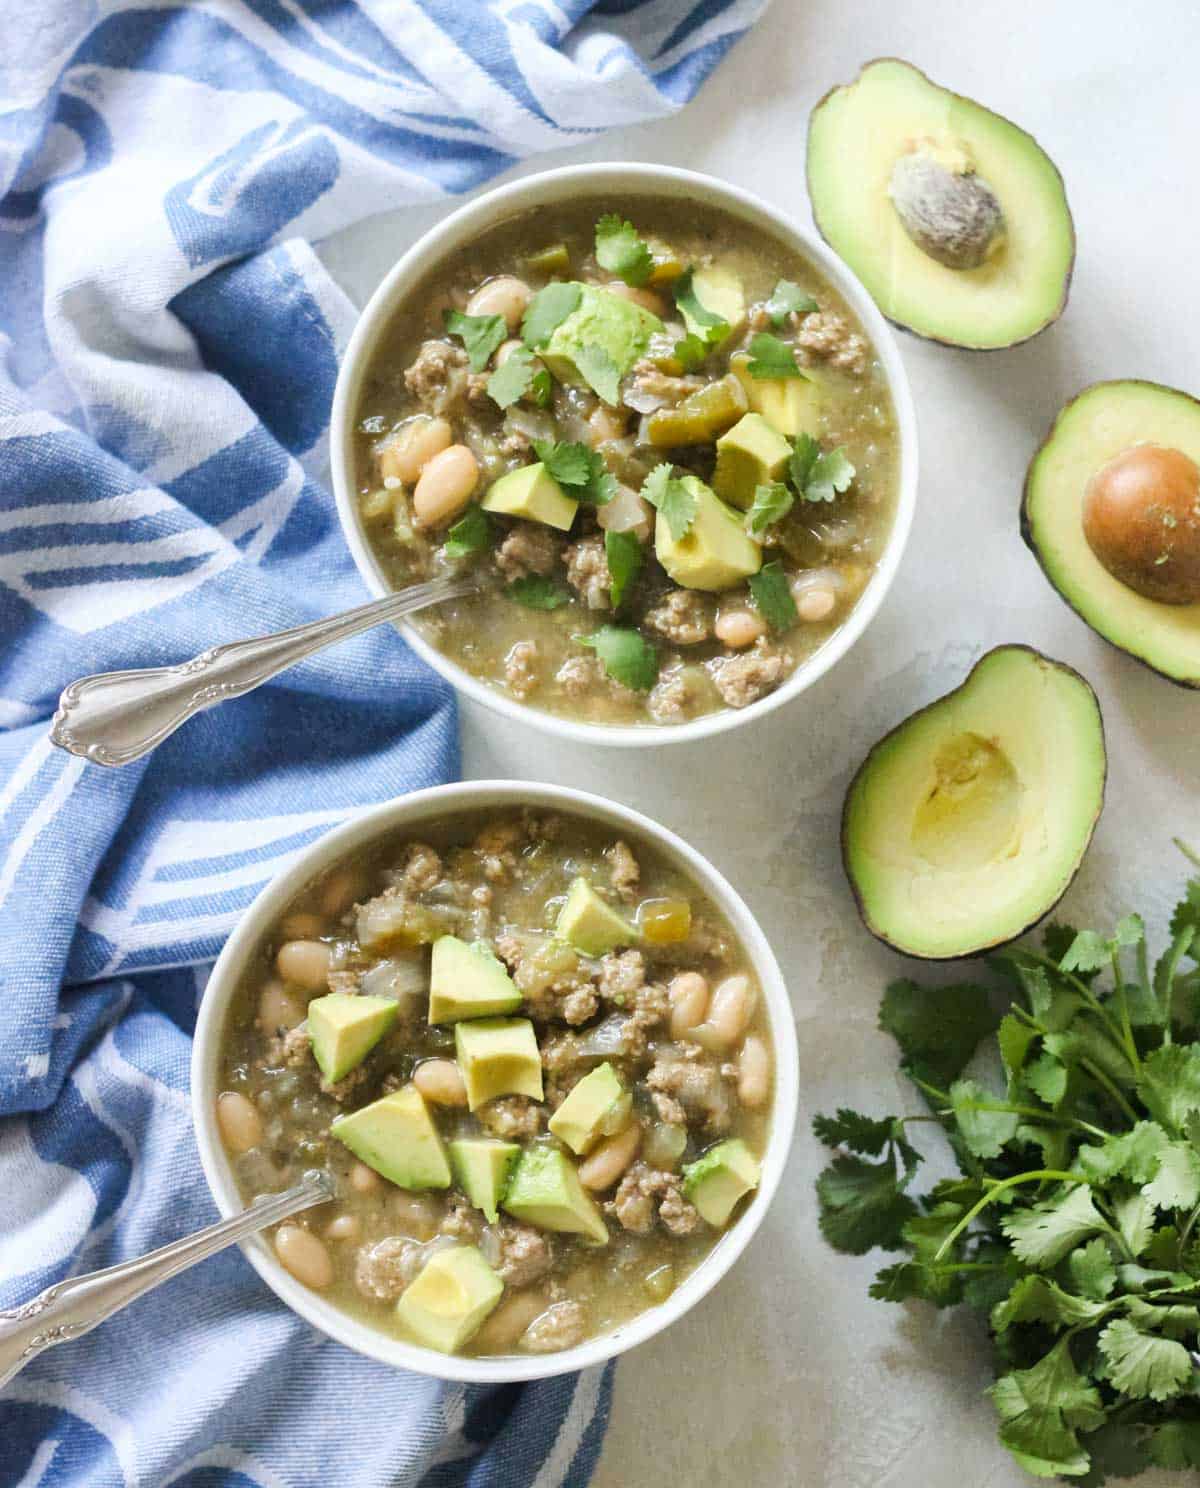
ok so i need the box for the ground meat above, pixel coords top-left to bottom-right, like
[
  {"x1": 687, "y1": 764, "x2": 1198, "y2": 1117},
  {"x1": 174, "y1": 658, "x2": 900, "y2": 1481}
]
[
  {"x1": 711, "y1": 639, "x2": 787, "y2": 709},
  {"x1": 402, "y1": 842, "x2": 442, "y2": 893},
  {"x1": 520, "y1": 1299, "x2": 587, "y2": 1354},
  {"x1": 645, "y1": 589, "x2": 712, "y2": 645},
  {"x1": 561, "y1": 984, "x2": 599, "y2": 1025},
  {"x1": 652, "y1": 1090, "x2": 687, "y2": 1126},
  {"x1": 606, "y1": 840, "x2": 640, "y2": 901},
  {"x1": 556, "y1": 654, "x2": 603, "y2": 698},
  {"x1": 494, "y1": 523, "x2": 563, "y2": 582},
  {"x1": 474, "y1": 820, "x2": 522, "y2": 882},
  {"x1": 325, "y1": 969, "x2": 360, "y2": 996},
  {"x1": 498, "y1": 933, "x2": 598, "y2": 1024},
  {"x1": 504, "y1": 641, "x2": 540, "y2": 701},
  {"x1": 355, "y1": 1236, "x2": 417, "y2": 1301},
  {"x1": 747, "y1": 303, "x2": 773, "y2": 332},
  {"x1": 610, "y1": 1161, "x2": 699, "y2": 1236},
  {"x1": 492, "y1": 1221, "x2": 556, "y2": 1288},
  {"x1": 261, "y1": 1025, "x2": 311, "y2": 1070},
  {"x1": 598, "y1": 949, "x2": 646, "y2": 1005},
  {"x1": 539, "y1": 1030, "x2": 589, "y2": 1105},
  {"x1": 479, "y1": 1096, "x2": 545, "y2": 1140},
  {"x1": 647, "y1": 1047, "x2": 733, "y2": 1133},
  {"x1": 626, "y1": 362, "x2": 704, "y2": 407},
  {"x1": 795, "y1": 310, "x2": 868, "y2": 375},
  {"x1": 440, "y1": 1196, "x2": 483, "y2": 1242},
  {"x1": 647, "y1": 666, "x2": 706, "y2": 724},
  {"x1": 564, "y1": 536, "x2": 612, "y2": 610},
  {"x1": 403, "y1": 339, "x2": 475, "y2": 418},
  {"x1": 320, "y1": 1062, "x2": 371, "y2": 1103}
]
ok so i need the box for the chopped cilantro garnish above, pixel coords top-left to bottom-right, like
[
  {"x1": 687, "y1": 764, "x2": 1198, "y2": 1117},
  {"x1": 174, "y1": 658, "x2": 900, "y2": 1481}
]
[
  {"x1": 641, "y1": 464, "x2": 697, "y2": 541},
  {"x1": 765, "y1": 280, "x2": 819, "y2": 326},
  {"x1": 673, "y1": 267, "x2": 729, "y2": 345},
  {"x1": 746, "y1": 480, "x2": 794, "y2": 535},
  {"x1": 532, "y1": 440, "x2": 615, "y2": 505},
  {"x1": 789, "y1": 434, "x2": 855, "y2": 503},
  {"x1": 442, "y1": 309, "x2": 506, "y2": 372},
  {"x1": 486, "y1": 345, "x2": 537, "y2": 409},
  {"x1": 746, "y1": 332, "x2": 803, "y2": 380},
  {"x1": 595, "y1": 214, "x2": 653, "y2": 287},
  {"x1": 576, "y1": 625, "x2": 659, "y2": 691},
  {"x1": 506, "y1": 575, "x2": 570, "y2": 610},
  {"x1": 604, "y1": 529, "x2": 644, "y2": 610},
  {"x1": 573, "y1": 342, "x2": 622, "y2": 406},
  {"x1": 442, "y1": 505, "x2": 491, "y2": 560},
  {"x1": 521, "y1": 281, "x2": 582, "y2": 348},
  {"x1": 672, "y1": 333, "x2": 709, "y2": 371},
  {"x1": 747, "y1": 560, "x2": 798, "y2": 632}
]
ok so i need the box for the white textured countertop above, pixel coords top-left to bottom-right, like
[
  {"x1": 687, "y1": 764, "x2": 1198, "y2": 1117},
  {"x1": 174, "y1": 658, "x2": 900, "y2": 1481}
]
[{"x1": 318, "y1": 3, "x2": 1199, "y2": 1481}]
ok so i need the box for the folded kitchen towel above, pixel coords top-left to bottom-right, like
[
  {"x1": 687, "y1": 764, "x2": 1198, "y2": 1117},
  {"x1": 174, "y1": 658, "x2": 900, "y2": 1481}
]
[{"x1": 0, "y1": 1, "x2": 766, "y2": 1483}]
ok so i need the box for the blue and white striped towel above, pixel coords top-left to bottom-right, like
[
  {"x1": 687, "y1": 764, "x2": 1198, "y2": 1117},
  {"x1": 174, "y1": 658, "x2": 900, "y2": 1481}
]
[{"x1": 0, "y1": 2, "x2": 766, "y2": 1483}]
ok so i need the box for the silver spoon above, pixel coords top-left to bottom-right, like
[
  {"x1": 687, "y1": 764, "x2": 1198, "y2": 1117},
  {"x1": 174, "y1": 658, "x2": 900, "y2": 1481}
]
[
  {"x1": 0, "y1": 1169, "x2": 333, "y2": 1388},
  {"x1": 50, "y1": 576, "x2": 474, "y2": 767}
]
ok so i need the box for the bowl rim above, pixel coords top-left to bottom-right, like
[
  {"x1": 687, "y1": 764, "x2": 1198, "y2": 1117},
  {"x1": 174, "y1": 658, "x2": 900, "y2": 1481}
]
[
  {"x1": 191, "y1": 779, "x2": 800, "y2": 1383},
  {"x1": 329, "y1": 161, "x2": 918, "y2": 747}
]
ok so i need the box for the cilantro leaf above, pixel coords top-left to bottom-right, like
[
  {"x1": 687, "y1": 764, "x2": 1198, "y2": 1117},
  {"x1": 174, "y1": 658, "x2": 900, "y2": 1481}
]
[
  {"x1": 1123, "y1": 1296, "x2": 1200, "y2": 1339},
  {"x1": 1001, "y1": 1185, "x2": 1107, "y2": 1268},
  {"x1": 576, "y1": 626, "x2": 659, "y2": 692},
  {"x1": 604, "y1": 529, "x2": 643, "y2": 611},
  {"x1": 573, "y1": 342, "x2": 621, "y2": 405},
  {"x1": 1168, "y1": 873, "x2": 1200, "y2": 952},
  {"x1": 816, "y1": 1153, "x2": 919, "y2": 1255},
  {"x1": 991, "y1": 1274, "x2": 1110, "y2": 1332},
  {"x1": 1149, "y1": 1421, "x2": 1200, "y2": 1468},
  {"x1": 1079, "y1": 1423, "x2": 1150, "y2": 1480},
  {"x1": 813, "y1": 1109, "x2": 909, "y2": 1158},
  {"x1": 746, "y1": 480, "x2": 794, "y2": 536},
  {"x1": 765, "y1": 279, "x2": 818, "y2": 326},
  {"x1": 748, "y1": 561, "x2": 798, "y2": 634},
  {"x1": 989, "y1": 1338, "x2": 1105, "y2": 1479},
  {"x1": 641, "y1": 464, "x2": 697, "y2": 541},
  {"x1": 789, "y1": 433, "x2": 820, "y2": 493},
  {"x1": 521, "y1": 281, "x2": 582, "y2": 348},
  {"x1": 442, "y1": 505, "x2": 491, "y2": 560},
  {"x1": 506, "y1": 576, "x2": 570, "y2": 610},
  {"x1": 1112, "y1": 1189, "x2": 1157, "y2": 1258},
  {"x1": 532, "y1": 440, "x2": 615, "y2": 505},
  {"x1": 443, "y1": 308, "x2": 506, "y2": 372},
  {"x1": 486, "y1": 345, "x2": 538, "y2": 409},
  {"x1": 746, "y1": 332, "x2": 804, "y2": 380},
  {"x1": 1098, "y1": 1318, "x2": 1193, "y2": 1401},
  {"x1": 878, "y1": 978, "x2": 999, "y2": 1088},
  {"x1": 594, "y1": 214, "x2": 653, "y2": 287},
  {"x1": 1061, "y1": 929, "x2": 1120, "y2": 976},
  {"x1": 1069, "y1": 1237, "x2": 1118, "y2": 1301},
  {"x1": 1075, "y1": 1122, "x2": 1168, "y2": 1186},
  {"x1": 1138, "y1": 1044, "x2": 1200, "y2": 1133},
  {"x1": 1143, "y1": 1139, "x2": 1200, "y2": 1212},
  {"x1": 806, "y1": 447, "x2": 857, "y2": 503},
  {"x1": 1026, "y1": 1050, "x2": 1069, "y2": 1107},
  {"x1": 998, "y1": 1013, "x2": 1037, "y2": 1084},
  {"x1": 672, "y1": 333, "x2": 708, "y2": 371},
  {"x1": 949, "y1": 1078, "x2": 1020, "y2": 1160},
  {"x1": 672, "y1": 268, "x2": 729, "y2": 345}
]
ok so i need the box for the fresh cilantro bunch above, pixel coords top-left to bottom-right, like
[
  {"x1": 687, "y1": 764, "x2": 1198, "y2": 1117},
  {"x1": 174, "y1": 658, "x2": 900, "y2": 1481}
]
[{"x1": 816, "y1": 853, "x2": 1200, "y2": 1482}]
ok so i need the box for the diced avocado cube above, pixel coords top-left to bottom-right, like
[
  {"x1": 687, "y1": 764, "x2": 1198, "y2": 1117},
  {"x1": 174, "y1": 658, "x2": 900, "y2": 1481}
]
[
  {"x1": 555, "y1": 878, "x2": 638, "y2": 957},
  {"x1": 524, "y1": 242, "x2": 570, "y2": 275},
  {"x1": 395, "y1": 1245, "x2": 503, "y2": 1355},
  {"x1": 428, "y1": 935, "x2": 522, "y2": 1024},
  {"x1": 331, "y1": 1085, "x2": 451, "y2": 1190},
  {"x1": 449, "y1": 1138, "x2": 520, "y2": 1223},
  {"x1": 731, "y1": 353, "x2": 822, "y2": 439},
  {"x1": 307, "y1": 993, "x2": 397, "y2": 1084},
  {"x1": 643, "y1": 374, "x2": 749, "y2": 449},
  {"x1": 655, "y1": 475, "x2": 763, "y2": 592},
  {"x1": 548, "y1": 1062, "x2": 631, "y2": 1155},
  {"x1": 713, "y1": 413, "x2": 794, "y2": 511},
  {"x1": 680, "y1": 266, "x2": 745, "y2": 341},
  {"x1": 681, "y1": 1138, "x2": 761, "y2": 1227},
  {"x1": 482, "y1": 463, "x2": 578, "y2": 531},
  {"x1": 454, "y1": 1017, "x2": 544, "y2": 1111},
  {"x1": 540, "y1": 284, "x2": 661, "y2": 391},
  {"x1": 503, "y1": 1145, "x2": 609, "y2": 1245}
]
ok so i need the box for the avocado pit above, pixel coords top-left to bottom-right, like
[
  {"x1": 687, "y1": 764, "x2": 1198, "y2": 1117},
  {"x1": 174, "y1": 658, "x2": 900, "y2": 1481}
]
[
  {"x1": 1082, "y1": 443, "x2": 1200, "y2": 604},
  {"x1": 888, "y1": 141, "x2": 1006, "y2": 271}
]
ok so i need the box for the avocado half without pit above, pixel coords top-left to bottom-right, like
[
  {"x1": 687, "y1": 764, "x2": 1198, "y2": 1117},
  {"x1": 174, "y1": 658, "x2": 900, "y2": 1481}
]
[
  {"x1": 1023, "y1": 380, "x2": 1200, "y2": 687},
  {"x1": 842, "y1": 646, "x2": 1106, "y2": 960},
  {"x1": 807, "y1": 59, "x2": 1075, "y2": 349}
]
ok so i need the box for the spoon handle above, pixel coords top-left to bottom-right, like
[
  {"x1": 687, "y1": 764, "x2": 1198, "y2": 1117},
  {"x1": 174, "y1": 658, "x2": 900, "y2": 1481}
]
[
  {"x1": 0, "y1": 1170, "x2": 332, "y2": 1388},
  {"x1": 50, "y1": 578, "x2": 473, "y2": 767}
]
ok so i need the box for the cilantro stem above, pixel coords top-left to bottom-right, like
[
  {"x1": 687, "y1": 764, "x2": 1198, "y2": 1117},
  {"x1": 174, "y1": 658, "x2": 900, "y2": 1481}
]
[
  {"x1": 1020, "y1": 949, "x2": 1129, "y2": 1050},
  {"x1": 1110, "y1": 948, "x2": 1142, "y2": 1076},
  {"x1": 950, "y1": 1097, "x2": 1107, "y2": 1140},
  {"x1": 1175, "y1": 837, "x2": 1200, "y2": 869},
  {"x1": 933, "y1": 1170, "x2": 1083, "y2": 1262},
  {"x1": 1178, "y1": 1200, "x2": 1200, "y2": 1260},
  {"x1": 1077, "y1": 1056, "x2": 1139, "y2": 1124}
]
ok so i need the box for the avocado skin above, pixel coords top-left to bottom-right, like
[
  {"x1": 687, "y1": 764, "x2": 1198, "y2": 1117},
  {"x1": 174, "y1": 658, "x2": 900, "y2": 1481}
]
[
  {"x1": 1021, "y1": 380, "x2": 1200, "y2": 690},
  {"x1": 806, "y1": 57, "x2": 1076, "y2": 352},
  {"x1": 841, "y1": 645, "x2": 1107, "y2": 961}
]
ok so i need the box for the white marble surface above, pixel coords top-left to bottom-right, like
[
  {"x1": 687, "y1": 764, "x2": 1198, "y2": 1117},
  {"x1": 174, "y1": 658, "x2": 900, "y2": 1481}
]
[{"x1": 317, "y1": 2, "x2": 1199, "y2": 1481}]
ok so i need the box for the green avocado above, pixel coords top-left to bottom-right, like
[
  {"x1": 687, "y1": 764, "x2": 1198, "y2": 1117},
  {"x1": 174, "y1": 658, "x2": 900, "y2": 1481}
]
[
  {"x1": 395, "y1": 1245, "x2": 503, "y2": 1355},
  {"x1": 807, "y1": 58, "x2": 1074, "y2": 349},
  {"x1": 547, "y1": 1063, "x2": 631, "y2": 1156},
  {"x1": 449, "y1": 1138, "x2": 520, "y2": 1223},
  {"x1": 1022, "y1": 380, "x2": 1200, "y2": 688},
  {"x1": 555, "y1": 878, "x2": 637, "y2": 957},
  {"x1": 540, "y1": 284, "x2": 661, "y2": 397},
  {"x1": 713, "y1": 413, "x2": 794, "y2": 510},
  {"x1": 502, "y1": 1145, "x2": 609, "y2": 1244},
  {"x1": 482, "y1": 463, "x2": 578, "y2": 532},
  {"x1": 331, "y1": 1084, "x2": 451, "y2": 1190},
  {"x1": 682, "y1": 1139, "x2": 762, "y2": 1227},
  {"x1": 679, "y1": 265, "x2": 746, "y2": 342},
  {"x1": 428, "y1": 935, "x2": 523, "y2": 1024},
  {"x1": 730, "y1": 353, "x2": 822, "y2": 440},
  {"x1": 307, "y1": 993, "x2": 397, "y2": 1083},
  {"x1": 654, "y1": 475, "x2": 762, "y2": 592},
  {"x1": 842, "y1": 646, "x2": 1106, "y2": 960},
  {"x1": 454, "y1": 1017, "x2": 544, "y2": 1110}
]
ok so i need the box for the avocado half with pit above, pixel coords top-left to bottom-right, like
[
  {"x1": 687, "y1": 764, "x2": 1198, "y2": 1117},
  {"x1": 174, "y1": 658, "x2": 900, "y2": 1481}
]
[
  {"x1": 842, "y1": 646, "x2": 1105, "y2": 960},
  {"x1": 807, "y1": 59, "x2": 1075, "y2": 349},
  {"x1": 1023, "y1": 380, "x2": 1200, "y2": 688}
]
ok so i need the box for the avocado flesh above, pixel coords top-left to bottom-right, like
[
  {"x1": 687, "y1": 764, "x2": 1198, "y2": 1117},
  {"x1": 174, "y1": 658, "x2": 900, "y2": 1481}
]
[
  {"x1": 842, "y1": 646, "x2": 1105, "y2": 960},
  {"x1": 395, "y1": 1245, "x2": 503, "y2": 1354},
  {"x1": 1023, "y1": 380, "x2": 1200, "y2": 687},
  {"x1": 449, "y1": 1139, "x2": 519, "y2": 1223},
  {"x1": 428, "y1": 935, "x2": 522, "y2": 1024},
  {"x1": 331, "y1": 1085, "x2": 452, "y2": 1190},
  {"x1": 807, "y1": 58, "x2": 1074, "y2": 349}
]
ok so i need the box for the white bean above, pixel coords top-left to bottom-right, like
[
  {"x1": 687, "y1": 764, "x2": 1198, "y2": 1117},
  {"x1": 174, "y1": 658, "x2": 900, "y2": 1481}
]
[
  {"x1": 579, "y1": 1121, "x2": 641, "y2": 1191},
  {"x1": 668, "y1": 971, "x2": 710, "y2": 1040},
  {"x1": 216, "y1": 1090, "x2": 263, "y2": 1153},
  {"x1": 280, "y1": 911, "x2": 327, "y2": 942},
  {"x1": 701, "y1": 974, "x2": 757, "y2": 1049},
  {"x1": 380, "y1": 416, "x2": 452, "y2": 486},
  {"x1": 473, "y1": 1289, "x2": 548, "y2": 1353},
  {"x1": 413, "y1": 444, "x2": 479, "y2": 529},
  {"x1": 605, "y1": 281, "x2": 668, "y2": 318},
  {"x1": 325, "y1": 1213, "x2": 361, "y2": 1241},
  {"x1": 257, "y1": 979, "x2": 306, "y2": 1033},
  {"x1": 275, "y1": 939, "x2": 331, "y2": 992},
  {"x1": 714, "y1": 606, "x2": 767, "y2": 649},
  {"x1": 467, "y1": 275, "x2": 532, "y2": 331},
  {"x1": 414, "y1": 1058, "x2": 468, "y2": 1107},
  {"x1": 392, "y1": 1191, "x2": 440, "y2": 1240},
  {"x1": 320, "y1": 866, "x2": 366, "y2": 919},
  {"x1": 796, "y1": 586, "x2": 837, "y2": 623},
  {"x1": 350, "y1": 1160, "x2": 382, "y2": 1194},
  {"x1": 738, "y1": 1034, "x2": 771, "y2": 1108},
  {"x1": 274, "y1": 1224, "x2": 334, "y2": 1290}
]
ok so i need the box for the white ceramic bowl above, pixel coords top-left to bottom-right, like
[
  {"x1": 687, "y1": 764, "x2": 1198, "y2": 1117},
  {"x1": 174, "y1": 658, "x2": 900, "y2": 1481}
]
[
  {"x1": 192, "y1": 780, "x2": 798, "y2": 1383},
  {"x1": 330, "y1": 163, "x2": 918, "y2": 748}
]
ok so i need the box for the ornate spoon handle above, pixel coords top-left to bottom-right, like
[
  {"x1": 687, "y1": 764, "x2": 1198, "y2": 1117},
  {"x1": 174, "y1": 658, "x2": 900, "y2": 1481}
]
[
  {"x1": 0, "y1": 1170, "x2": 333, "y2": 1388},
  {"x1": 50, "y1": 577, "x2": 474, "y2": 767}
]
